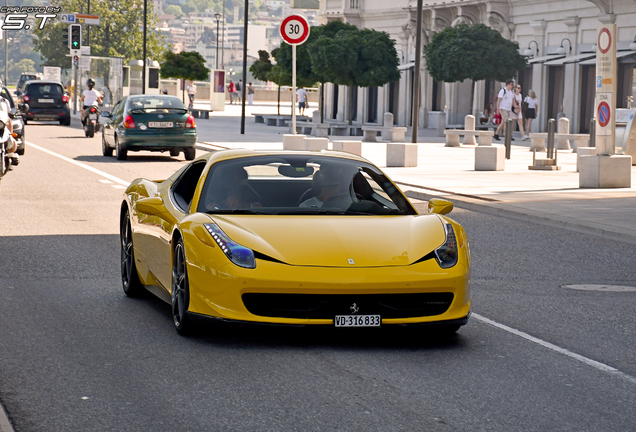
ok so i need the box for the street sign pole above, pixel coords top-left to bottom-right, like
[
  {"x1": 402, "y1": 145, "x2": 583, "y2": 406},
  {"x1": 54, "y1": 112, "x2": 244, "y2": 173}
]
[
  {"x1": 279, "y1": 14, "x2": 310, "y2": 136},
  {"x1": 292, "y1": 44, "x2": 296, "y2": 134}
]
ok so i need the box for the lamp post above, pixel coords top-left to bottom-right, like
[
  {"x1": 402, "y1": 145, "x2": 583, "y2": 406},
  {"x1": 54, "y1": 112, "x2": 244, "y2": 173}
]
[
  {"x1": 557, "y1": 38, "x2": 572, "y2": 55},
  {"x1": 215, "y1": 13, "x2": 221, "y2": 69},
  {"x1": 523, "y1": 40, "x2": 539, "y2": 57},
  {"x1": 142, "y1": 0, "x2": 147, "y2": 94}
]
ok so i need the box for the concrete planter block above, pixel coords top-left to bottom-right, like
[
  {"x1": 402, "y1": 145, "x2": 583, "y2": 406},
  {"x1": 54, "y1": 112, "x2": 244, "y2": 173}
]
[
  {"x1": 392, "y1": 127, "x2": 407, "y2": 142},
  {"x1": 363, "y1": 129, "x2": 377, "y2": 142},
  {"x1": 572, "y1": 137, "x2": 588, "y2": 153},
  {"x1": 579, "y1": 155, "x2": 632, "y2": 188},
  {"x1": 463, "y1": 115, "x2": 477, "y2": 145},
  {"x1": 576, "y1": 147, "x2": 596, "y2": 172},
  {"x1": 386, "y1": 143, "x2": 418, "y2": 167},
  {"x1": 304, "y1": 137, "x2": 329, "y2": 151},
  {"x1": 530, "y1": 137, "x2": 545, "y2": 152},
  {"x1": 475, "y1": 145, "x2": 505, "y2": 171},
  {"x1": 332, "y1": 140, "x2": 362, "y2": 156},
  {"x1": 315, "y1": 125, "x2": 329, "y2": 137},
  {"x1": 557, "y1": 117, "x2": 571, "y2": 150},
  {"x1": 282, "y1": 134, "x2": 306, "y2": 150}
]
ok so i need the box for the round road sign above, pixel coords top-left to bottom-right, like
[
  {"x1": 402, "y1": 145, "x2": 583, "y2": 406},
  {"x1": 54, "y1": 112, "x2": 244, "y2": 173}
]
[
  {"x1": 598, "y1": 101, "x2": 611, "y2": 127},
  {"x1": 280, "y1": 15, "x2": 310, "y2": 46},
  {"x1": 598, "y1": 27, "x2": 611, "y2": 54}
]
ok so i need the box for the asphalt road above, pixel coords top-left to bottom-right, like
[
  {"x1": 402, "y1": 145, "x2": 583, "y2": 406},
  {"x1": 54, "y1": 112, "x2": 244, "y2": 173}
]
[{"x1": 1, "y1": 122, "x2": 636, "y2": 431}]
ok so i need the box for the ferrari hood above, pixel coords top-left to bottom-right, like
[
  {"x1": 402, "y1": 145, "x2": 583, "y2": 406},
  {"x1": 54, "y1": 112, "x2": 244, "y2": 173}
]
[{"x1": 212, "y1": 215, "x2": 446, "y2": 267}]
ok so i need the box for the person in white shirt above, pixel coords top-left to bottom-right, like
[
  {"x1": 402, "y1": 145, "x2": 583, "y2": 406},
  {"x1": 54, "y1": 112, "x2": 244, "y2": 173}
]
[
  {"x1": 494, "y1": 79, "x2": 515, "y2": 141},
  {"x1": 523, "y1": 89, "x2": 539, "y2": 139},
  {"x1": 187, "y1": 81, "x2": 197, "y2": 107},
  {"x1": 511, "y1": 83, "x2": 525, "y2": 139},
  {"x1": 296, "y1": 87, "x2": 307, "y2": 115},
  {"x1": 79, "y1": 78, "x2": 102, "y2": 125},
  {"x1": 0, "y1": 79, "x2": 17, "y2": 166}
]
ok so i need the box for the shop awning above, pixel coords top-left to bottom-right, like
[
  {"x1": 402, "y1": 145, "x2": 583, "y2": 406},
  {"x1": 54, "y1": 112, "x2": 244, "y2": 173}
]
[
  {"x1": 543, "y1": 52, "x2": 596, "y2": 65},
  {"x1": 528, "y1": 54, "x2": 565, "y2": 64},
  {"x1": 579, "y1": 50, "x2": 636, "y2": 65}
]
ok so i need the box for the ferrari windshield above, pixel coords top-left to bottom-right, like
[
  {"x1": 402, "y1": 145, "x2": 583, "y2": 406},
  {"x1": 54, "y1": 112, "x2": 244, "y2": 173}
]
[{"x1": 197, "y1": 155, "x2": 417, "y2": 216}]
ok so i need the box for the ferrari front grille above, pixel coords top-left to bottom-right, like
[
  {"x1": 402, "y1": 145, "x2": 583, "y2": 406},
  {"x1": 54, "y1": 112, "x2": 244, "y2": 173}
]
[{"x1": 241, "y1": 293, "x2": 454, "y2": 319}]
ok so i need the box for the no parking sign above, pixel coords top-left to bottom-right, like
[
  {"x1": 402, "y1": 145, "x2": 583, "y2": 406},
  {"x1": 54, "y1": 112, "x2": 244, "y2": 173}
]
[{"x1": 595, "y1": 25, "x2": 617, "y2": 153}]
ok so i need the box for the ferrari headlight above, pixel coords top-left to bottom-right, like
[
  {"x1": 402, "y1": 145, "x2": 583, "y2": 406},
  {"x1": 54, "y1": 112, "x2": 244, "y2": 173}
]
[
  {"x1": 204, "y1": 223, "x2": 256, "y2": 269},
  {"x1": 434, "y1": 223, "x2": 458, "y2": 269}
]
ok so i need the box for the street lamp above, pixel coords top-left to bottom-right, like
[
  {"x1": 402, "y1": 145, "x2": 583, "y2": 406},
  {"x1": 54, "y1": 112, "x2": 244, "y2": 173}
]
[
  {"x1": 215, "y1": 13, "x2": 221, "y2": 69},
  {"x1": 523, "y1": 40, "x2": 539, "y2": 57},
  {"x1": 556, "y1": 38, "x2": 572, "y2": 55}
]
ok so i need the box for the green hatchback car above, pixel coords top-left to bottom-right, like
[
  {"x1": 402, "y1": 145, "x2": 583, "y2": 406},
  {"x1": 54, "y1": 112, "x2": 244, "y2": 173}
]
[{"x1": 102, "y1": 95, "x2": 197, "y2": 161}]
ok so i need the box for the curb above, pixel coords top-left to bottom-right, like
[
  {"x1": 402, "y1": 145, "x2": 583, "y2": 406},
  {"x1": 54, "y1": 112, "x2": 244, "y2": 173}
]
[
  {"x1": 403, "y1": 189, "x2": 636, "y2": 246},
  {"x1": 0, "y1": 401, "x2": 14, "y2": 432}
]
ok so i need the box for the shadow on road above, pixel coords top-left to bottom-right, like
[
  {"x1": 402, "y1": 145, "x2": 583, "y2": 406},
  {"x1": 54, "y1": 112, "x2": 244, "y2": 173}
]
[{"x1": 74, "y1": 155, "x2": 181, "y2": 163}]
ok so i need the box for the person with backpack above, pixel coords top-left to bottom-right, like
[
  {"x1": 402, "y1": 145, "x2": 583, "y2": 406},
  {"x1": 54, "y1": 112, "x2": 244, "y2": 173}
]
[{"x1": 494, "y1": 79, "x2": 515, "y2": 141}]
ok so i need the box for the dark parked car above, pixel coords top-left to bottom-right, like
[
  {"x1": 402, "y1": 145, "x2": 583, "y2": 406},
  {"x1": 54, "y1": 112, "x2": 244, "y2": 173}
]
[
  {"x1": 20, "y1": 81, "x2": 70, "y2": 125},
  {"x1": 16, "y1": 73, "x2": 39, "y2": 93},
  {"x1": 102, "y1": 95, "x2": 197, "y2": 161},
  {"x1": 1, "y1": 86, "x2": 25, "y2": 155}
]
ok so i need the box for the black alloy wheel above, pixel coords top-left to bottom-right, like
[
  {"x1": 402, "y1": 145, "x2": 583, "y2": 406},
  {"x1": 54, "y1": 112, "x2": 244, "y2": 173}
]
[
  {"x1": 120, "y1": 210, "x2": 143, "y2": 297},
  {"x1": 172, "y1": 238, "x2": 193, "y2": 334},
  {"x1": 102, "y1": 132, "x2": 113, "y2": 156}
]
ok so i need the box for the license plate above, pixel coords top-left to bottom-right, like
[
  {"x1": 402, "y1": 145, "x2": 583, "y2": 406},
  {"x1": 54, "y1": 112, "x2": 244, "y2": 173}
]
[
  {"x1": 148, "y1": 121, "x2": 173, "y2": 128},
  {"x1": 38, "y1": 99, "x2": 54, "y2": 103},
  {"x1": 89, "y1": 114, "x2": 97, "y2": 119},
  {"x1": 334, "y1": 315, "x2": 381, "y2": 327}
]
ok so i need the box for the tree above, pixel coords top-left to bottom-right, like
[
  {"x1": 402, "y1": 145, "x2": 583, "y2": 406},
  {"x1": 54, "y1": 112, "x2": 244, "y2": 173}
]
[
  {"x1": 164, "y1": 5, "x2": 184, "y2": 18},
  {"x1": 424, "y1": 23, "x2": 527, "y2": 115},
  {"x1": 9, "y1": 59, "x2": 36, "y2": 83},
  {"x1": 307, "y1": 27, "x2": 400, "y2": 124},
  {"x1": 249, "y1": 50, "x2": 273, "y2": 82},
  {"x1": 160, "y1": 51, "x2": 211, "y2": 101}
]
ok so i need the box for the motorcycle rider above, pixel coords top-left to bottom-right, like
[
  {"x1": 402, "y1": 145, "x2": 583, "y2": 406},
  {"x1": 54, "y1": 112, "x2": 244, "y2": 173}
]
[
  {"x1": 0, "y1": 78, "x2": 17, "y2": 168},
  {"x1": 80, "y1": 78, "x2": 103, "y2": 127}
]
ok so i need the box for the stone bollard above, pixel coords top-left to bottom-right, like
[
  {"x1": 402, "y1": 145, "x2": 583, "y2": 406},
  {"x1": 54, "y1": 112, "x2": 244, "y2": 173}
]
[
  {"x1": 332, "y1": 140, "x2": 362, "y2": 156},
  {"x1": 386, "y1": 143, "x2": 418, "y2": 167},
  {"x1": 304, "y1": 137, "x2": 329, "y2": 151},
  {"x1": 463, "y1": 115, "x2": 477, "y2": 145},
  {"x1": 382, "y1": 112, "x2": 394, "y2": 141},
  {"x1": 530, "y1": 136, "x2": 546, "y2": 152},
  {"x1": 312, "y1": 110, "x2": 320, "y2": 123},
  {"x1": 576, "y1": 147, "x2": 596, "y2": 172},
  {"x1": 557, "y1": 117, "x2": 571, "y2": 150},
  {"x1": 436, "y1": 112, "x2": 446, "y2": 137},
  {"x1": 282, "y1": 134, "x2": 306, "y2": 150}
]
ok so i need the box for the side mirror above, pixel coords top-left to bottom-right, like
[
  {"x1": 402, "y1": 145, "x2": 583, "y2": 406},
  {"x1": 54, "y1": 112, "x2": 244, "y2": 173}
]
[
  {"x1": 101, "y1": 111, "x2": 111, "y2": 118},
  {"x1": 135, "y1": 197, "x2": 177, "y2": 223},
  {"x1": 427, "y1": 198, "x2": 453, "y2": 215}
]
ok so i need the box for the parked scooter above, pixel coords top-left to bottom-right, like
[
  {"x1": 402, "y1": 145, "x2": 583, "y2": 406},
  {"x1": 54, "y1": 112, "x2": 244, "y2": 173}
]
[{"x1": 83, "y1": 105, "x2": 101, "y2": 138}]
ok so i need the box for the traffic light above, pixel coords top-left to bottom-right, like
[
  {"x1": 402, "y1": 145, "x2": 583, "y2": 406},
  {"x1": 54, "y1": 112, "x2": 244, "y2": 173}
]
[
  {"x1": 62, "y1": 26, "x2": 69, "y2": 48},
  {"x1": 70, "y1": 24, "x2": 81, "y2": 50}
]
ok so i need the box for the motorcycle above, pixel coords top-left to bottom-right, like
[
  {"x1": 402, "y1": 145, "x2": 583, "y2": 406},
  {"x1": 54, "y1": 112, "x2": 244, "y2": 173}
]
[
  {"x1": 0, "y1": 110, "x2": 17, "y2": 185},
  {"x1": 83, "y1": 106, "x2": 101, "y2": 138}
]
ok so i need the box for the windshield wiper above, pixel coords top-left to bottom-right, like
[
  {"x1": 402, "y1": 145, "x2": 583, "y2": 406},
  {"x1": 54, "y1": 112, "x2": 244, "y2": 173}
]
[{"x1": 207, "y1": 209, "x2": 268, "y2": 215}]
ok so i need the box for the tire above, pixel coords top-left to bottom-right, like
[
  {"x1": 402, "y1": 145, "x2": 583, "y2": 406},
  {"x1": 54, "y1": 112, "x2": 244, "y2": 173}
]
[
  {"x1": 172, "y1": 238, "x2": 193, "y2": 335},
  {"x1": 23, "y1": 119, "x2": 27, "y2": 125},
  {"x1": 102, "y1": 132, "x2": 113, "y2": 156},
  {"x1": 120, "y1": 210, "x2": 144, "y2": 297},
  {"x1": 60, "y1": 116, "x2": 71, "y2": 126},
  {"x1": 169, "y1": 149, "x2": 180, "y2": 157},
  {"x1": 88, "y1": 122, "x2": 95, "y2": 138},
  {"x1": 184, "y1": 147, "x2": 196, "y2": 161},
  {"x1": 115, "y1": 137, "x2": 127, "y2": 160}
]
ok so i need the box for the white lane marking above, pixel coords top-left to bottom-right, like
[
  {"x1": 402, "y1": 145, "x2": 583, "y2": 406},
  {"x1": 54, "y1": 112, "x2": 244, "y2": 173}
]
[
  {"x1": 197, "y1": 142, "x2": 227, "y2": 150},
  {"x1": 27, "y1": 141, "x2": 130, "y2": 187},
  {"x1": 473, "y1": 313, "x2": 636, "y2": 384},
  {"x1": 98, "y1": 179, "x2": 112, "y2": 184},
  {"x1": 112, "y1": 185, "x2": 127, "y2": 189}
]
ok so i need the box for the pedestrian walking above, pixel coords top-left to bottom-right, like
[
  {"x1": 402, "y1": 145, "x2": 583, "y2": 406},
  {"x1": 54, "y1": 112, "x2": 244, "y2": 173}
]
[
  {"x1": 296, "y1": 86, "x2": 307, "y2": 116},
  {"x1": 248, "y1": 82, "x2": 254, "y2": 105},
  {"x1": 523, "y1": 90, "x2": 539, "y2": 140},
  {"x1": 186, "y1": 81, "x2": 197, "y2": 110},
  {"x1": 511, "y1": 83, "x2": 525, "y2": 139},
  {"x1": 228, "y1": 80, "x2": 235, "y2": 104},
  {"x1": 236, "y1": 80, "x2": 242, "y2": 103},
  {"x1": 494, "y1": 79, "x2": 515, "y2": 141}
]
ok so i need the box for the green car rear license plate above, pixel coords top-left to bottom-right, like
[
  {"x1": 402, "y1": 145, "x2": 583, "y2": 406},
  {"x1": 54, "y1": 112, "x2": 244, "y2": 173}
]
[{"x1": 148, "y1": 121, "x2": 173, "y2": 128}]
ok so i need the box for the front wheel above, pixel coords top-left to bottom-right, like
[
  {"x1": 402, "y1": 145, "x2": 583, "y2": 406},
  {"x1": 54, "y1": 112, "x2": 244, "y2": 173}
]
[
  {"x1": 121, "y1": 210, "x2": 144, "y2": 297},
  {"x1": 172, "y1": 238, "x2": 193, "y2": 335}
]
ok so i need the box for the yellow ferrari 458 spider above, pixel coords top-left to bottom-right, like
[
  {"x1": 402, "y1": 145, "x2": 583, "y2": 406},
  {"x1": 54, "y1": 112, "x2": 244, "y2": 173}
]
[{"x1": 120, "y1": 149, "x2": 471, "y2": 334}]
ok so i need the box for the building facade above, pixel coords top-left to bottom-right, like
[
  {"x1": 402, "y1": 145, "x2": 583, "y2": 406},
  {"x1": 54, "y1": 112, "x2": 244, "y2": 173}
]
[{"x1": 317, "y1": 0, "x2": 636, "y2": 133}]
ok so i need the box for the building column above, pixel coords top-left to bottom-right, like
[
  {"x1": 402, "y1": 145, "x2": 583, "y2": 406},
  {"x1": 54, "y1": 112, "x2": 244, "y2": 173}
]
[
  {"x1": 532, "y1": 63, "x2": 545, "y2": 132},
  {"x1": 562, "y1": 16, "x2": 581, "y2": 131}
]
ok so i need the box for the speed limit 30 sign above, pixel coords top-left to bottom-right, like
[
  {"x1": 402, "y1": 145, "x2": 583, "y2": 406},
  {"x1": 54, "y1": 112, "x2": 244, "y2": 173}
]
[{"x1": 280, "y1": 15, "x2": 310, "y2": 45}]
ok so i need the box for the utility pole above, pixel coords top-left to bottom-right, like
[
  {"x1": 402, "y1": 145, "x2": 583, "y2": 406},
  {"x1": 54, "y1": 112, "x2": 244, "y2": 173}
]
[
  {"x1": 411, "y1": 0, "x2": 423, "y2": 143},
  {"x1": 240, "y1": 0, "x2": 248, "y2": 134},
  {"x1": 142, "y1": 0, "x2": 147, "y2": 94}
]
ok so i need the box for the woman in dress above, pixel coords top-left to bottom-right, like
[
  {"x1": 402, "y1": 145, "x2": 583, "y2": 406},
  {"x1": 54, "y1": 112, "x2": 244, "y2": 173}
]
[
  {"x1": 523, "y1": 89, "x2": 539, "y2": 140},
  {"x1": 511, "y1": 84, "x2": 525, "y2": 140}
]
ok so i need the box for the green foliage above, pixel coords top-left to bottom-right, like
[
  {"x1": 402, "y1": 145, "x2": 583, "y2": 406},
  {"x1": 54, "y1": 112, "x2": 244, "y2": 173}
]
[
  {"x1": 424, "y1": 24, "x2": 527, "y2": 83},
  {"x1": 164, "y1": 5, "x2": 184, "y2": 18},
  {"x1": 249, "y1": 50, "x2": 273, "y2": 83},
  {"x1": 33, "y1": 0, "x2": 167, "y2": 68},
  {"x1": 9, "y1": 59, "x2": 36, "y2": 82},
  {"x1": 181, "y1": 2, "x2": 196, "y2": 14},
  {"x1": 307, "y1": 27, "x2": 400, "y2": 88},
  {"x1": 160, "y1": 51, "x2": 210, "y2": 81}
]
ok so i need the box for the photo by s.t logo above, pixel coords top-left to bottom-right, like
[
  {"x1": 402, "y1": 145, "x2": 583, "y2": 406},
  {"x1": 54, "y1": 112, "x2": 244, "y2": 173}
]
[{"x1": 1, "y1": 6, "x2": 61, "y2": 30}]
